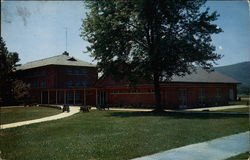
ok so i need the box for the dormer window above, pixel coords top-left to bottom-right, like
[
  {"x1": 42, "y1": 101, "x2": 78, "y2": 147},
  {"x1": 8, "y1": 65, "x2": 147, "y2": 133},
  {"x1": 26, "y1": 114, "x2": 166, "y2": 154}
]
[
  {"x1": 67, "y1": 57, "x2": 77, "y2": 61},
  {"x1": 62, "y1": 51, "x2": 69, "y2": 56}
]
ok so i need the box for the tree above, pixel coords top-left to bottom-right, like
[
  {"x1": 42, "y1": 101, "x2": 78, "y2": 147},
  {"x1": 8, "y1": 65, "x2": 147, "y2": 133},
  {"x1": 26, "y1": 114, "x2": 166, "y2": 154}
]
[
  {"x1": 13, "y1": 80, "x2": 31, "y2": 105},
  {"x1": 0, "y1": 37, "x2": 20, "y2": 105},
  {"x1": 81, "y1": 0, "x2": 222, "y2": 111},
  {"x1": 238, "y1": 85, "x2": 250, "y2": 95}
]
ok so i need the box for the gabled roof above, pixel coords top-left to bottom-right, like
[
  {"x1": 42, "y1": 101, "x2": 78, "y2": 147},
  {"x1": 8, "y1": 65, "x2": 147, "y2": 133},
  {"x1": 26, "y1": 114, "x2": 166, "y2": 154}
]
[
  {"x1": 171, "y1": 68, "x2": 239, "y2": 84},
  {"x1": 95, "y1": 68, "x2": 239, "y2": 87},
  {"x1": 16, "y1": 52, "x2": 95, "y2": 70}
]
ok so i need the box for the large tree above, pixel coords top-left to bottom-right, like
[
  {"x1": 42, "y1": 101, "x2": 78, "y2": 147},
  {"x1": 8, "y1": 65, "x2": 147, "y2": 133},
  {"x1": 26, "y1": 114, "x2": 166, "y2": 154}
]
[
  {"x1": 0, "y1": 37, "x2": 20, "y2": 105},
  {"x1": 13, "y1": 80, "x2": 31, "y2": 105},
  {"x1": 81, "y1": 0, "x2": 222, "y2": 111}
]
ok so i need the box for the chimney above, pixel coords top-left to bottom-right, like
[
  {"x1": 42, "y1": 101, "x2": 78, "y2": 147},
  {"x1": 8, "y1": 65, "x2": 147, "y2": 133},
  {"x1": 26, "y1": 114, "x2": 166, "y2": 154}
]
[{"x1": 62, "y1": 51, "x2": 69, "y2": 56}]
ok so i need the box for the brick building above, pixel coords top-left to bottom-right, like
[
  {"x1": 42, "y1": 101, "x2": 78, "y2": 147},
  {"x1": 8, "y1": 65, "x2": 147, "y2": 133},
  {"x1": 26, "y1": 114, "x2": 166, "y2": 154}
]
[{"x1": 16, "y1": 52, "x2": 239, "y2": 109}]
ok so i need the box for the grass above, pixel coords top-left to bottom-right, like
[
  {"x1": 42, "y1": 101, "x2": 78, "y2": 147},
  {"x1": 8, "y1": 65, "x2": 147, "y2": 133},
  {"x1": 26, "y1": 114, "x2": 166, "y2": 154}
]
[
  {"x1": 0, "y1": 110, "x2": 248, "y2": 160},
  {"x1": 238, "y1": 94, "x2": 250, "y2": 98},
  {"x1": 0, "y1": 106, "x2": 61, "y2": 124},
  {"x1": 229, "y1": 100, "x2": 249, "y2": 105},
  {"x1": 217, "y1": 107, "x2": 249, "y2": 113},
  {"x1": 226, "y1": 152, "x2": 249, "y2": 160}
]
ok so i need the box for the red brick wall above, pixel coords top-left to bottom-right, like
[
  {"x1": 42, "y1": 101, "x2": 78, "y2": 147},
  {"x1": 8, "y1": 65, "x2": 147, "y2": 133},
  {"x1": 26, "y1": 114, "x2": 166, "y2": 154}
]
[
  {"x1": 56, "y1": 66, "x2": 98, "y2": 88},
  {"x1": 16, "y1": 65, "x2": 98, "y2": 89},
  {"x1": 103, "y1": 83, "x2": 237, "y2": 109},
  {"x1": 17, "y1": 66, "x2": 238, "y2": 108}
]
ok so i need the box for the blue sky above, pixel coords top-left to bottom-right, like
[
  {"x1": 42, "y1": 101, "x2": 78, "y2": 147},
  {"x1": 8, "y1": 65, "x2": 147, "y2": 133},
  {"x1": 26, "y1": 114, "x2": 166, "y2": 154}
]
[{"x1": 1, "y1": 1, "x2": 250, "y2": 66}]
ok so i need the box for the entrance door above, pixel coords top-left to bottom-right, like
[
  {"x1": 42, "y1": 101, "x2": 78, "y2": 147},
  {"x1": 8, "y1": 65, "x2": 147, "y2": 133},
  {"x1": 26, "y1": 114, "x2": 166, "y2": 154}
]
[
  {"x1": 179, "y1": 89, "x2": 188, "y2": 108},
  {"x1": 98, "y1": 91, "x2": 107, "y2": 106},
  {"x1": 229, "y1": 89, "x2": 234, "y2": 101}
]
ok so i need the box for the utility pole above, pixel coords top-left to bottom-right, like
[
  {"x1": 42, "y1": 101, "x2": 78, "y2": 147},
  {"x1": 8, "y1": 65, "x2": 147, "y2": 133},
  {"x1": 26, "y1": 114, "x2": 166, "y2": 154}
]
[{"x1": 65, "y1": 27, "x2": 68, "y2": 51}]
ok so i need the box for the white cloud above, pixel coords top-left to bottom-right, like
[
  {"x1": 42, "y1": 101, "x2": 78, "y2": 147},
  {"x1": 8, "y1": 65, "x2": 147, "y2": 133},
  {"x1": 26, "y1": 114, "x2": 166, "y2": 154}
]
[
  {"x1": 16, "y1": 6, "x2": 31, "y2": 26},
  {"x1": 218, "y1": 46, "x2": 223, "y2": 50}
]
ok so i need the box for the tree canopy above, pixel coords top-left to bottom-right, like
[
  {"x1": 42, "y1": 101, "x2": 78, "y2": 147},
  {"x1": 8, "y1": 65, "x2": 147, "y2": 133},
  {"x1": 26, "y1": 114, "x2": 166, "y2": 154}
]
[
  {"x1": 81, "y1": 0, "x2": 222, "y2": 110},
  {"x1": 0, "y1": 37, "x2": 20, "y2": 105}
]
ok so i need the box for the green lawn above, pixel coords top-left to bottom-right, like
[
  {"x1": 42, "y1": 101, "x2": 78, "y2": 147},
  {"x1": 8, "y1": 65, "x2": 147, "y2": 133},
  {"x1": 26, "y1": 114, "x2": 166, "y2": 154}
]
[
  {"x1": 0, "y1": 106, "x2": 61, "y2": 124},
  {"x1": 226, "y1": 152, "x2": 249, "y2": 160},
  {"x1": 229, "y1": 100, "x2": 249, "y2": 105},
  {"x1": 238, "y1": 94, "x2": 250, "y2": 99},
  {"x1": 217, "y1": 107, "x2": 249, "y2": 113},
  {"x1": 0, "y1": 111, "x2": 248, "y2": 160}
]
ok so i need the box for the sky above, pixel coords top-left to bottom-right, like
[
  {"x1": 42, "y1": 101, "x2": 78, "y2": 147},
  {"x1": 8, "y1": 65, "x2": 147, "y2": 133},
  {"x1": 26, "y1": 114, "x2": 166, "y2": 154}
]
[{"x1": 1, "y1": 0, "x2": 250, "y2": 67}]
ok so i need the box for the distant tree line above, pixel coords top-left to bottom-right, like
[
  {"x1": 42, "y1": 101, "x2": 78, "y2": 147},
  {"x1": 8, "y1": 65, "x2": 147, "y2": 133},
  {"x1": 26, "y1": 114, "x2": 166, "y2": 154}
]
[
  {"x1": 0, "y1": 37, "x2": 31, "y2": 106},
  {"x1": 238, "y1": 85, "x2": 250, "y2": 95}
]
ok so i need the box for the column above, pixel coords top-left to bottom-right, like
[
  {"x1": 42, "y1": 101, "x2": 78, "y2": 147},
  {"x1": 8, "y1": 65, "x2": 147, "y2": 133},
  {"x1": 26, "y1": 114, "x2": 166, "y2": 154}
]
[
  {"x1": 41, "y1": 91, "x2": 43, "y2": 104},
  {"x1": 73, "y1": 90, "x2": 76, "y2": 105},
  {"x1": 96, "y1": 89, "x2": 98, "y2": 106},
  {"x1": 84, "y1": 88, "x2": 86, "y2": 106},
  {"x1": 55, "y1": 90, "x2": 58, "y2": 104},
  {"x1": 64, "y1": 90, "x2": 66, "y2": 104},
  {"x1": 48, "y1": 91, "x2": 50, "y2": 104}
]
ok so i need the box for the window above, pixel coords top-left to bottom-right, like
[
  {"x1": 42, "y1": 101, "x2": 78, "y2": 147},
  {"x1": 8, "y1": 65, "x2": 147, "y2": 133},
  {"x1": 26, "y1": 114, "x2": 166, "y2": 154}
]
[
  {"x1": 40, "y1": 70, "x2": 46, "y2": 76},
  {"x1": 67, "y1": 91, "x2": 74, "y2": 104},
  {"x1": 33, "y1": 81, "x2": 38, "y2": 88},
  {"x1": 148, "y1": 89, "x2": 155, "y2": 93},
  {"x1": 31, "y1": 81, "x2": 35, "y2": 87},
  {"x1": 28, "y1": 70, "x2": 46, "y2": 77},
  {"x1": 66, "y1": 80, "x2": 73, "y2": 88},
  {"x1": 75, "y1": 81, "x2": 81, "y2": 87},
  {"x1": 82, "y1": 80, "x2": 88, "y2": 88},
  {"x1": 41, "y1": 80, "x2": 46, "y2": 88},
  {"x1": 67, "y1": 57, "x2": 77, "y2": 61},
  {"x1": 75, "y1": 91, "x2": 81, "y2": 104},
  {"x1": 179, "y1": 89, "x2": 187, "y2": 97},
  {"x1": 179, "y1": 89, "x2": 188, "y2": 107},
  {"x1": 199, "y1": 88, "x2": 205, "y2": 98},
  {"x1": 73, "y1": 69, "x2": 79, "y2": 74},
  {"x1": 80, "y1": 69, "x2": 87, "y2": 74},
  {"x1": 229, "y1": 89, "x2": 234, "y2": 101},
  {"x1": 66, "y1": 68, "x2": 73, "y2": 74},
  {"x1": 66, "y1": 68, "x2": 87, "y2": 75},
  {"x1": 198, "y1": 88, "x2": 205, "y2": 103},
  {"x1": 112, "y1": 90, "x2": 120, "y2": 94},
  {"x1": 216, "y1": 88, "x2": 221, "y2": 98},
  {"x1": 129, "y1": 89, "x2": 139, "y2": 93}
]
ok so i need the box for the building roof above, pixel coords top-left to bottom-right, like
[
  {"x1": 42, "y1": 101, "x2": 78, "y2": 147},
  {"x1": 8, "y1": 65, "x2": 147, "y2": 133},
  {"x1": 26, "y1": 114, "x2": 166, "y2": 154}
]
[
  {"x1": 95, "y1": 68, "x2": 239, "y2": 87},
  {"x1": 171, "y1": 67, "x2": 239, "y2": 84},
  {"x1": 16, "y1": 52, "x2": 95, "y2": 70}
]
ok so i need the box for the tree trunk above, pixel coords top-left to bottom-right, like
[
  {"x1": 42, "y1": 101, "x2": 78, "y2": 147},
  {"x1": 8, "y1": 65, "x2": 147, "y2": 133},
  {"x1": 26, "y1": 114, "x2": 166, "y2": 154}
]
[{"x1": 153, "y1": 72, "x2": 163, "y2": 112}]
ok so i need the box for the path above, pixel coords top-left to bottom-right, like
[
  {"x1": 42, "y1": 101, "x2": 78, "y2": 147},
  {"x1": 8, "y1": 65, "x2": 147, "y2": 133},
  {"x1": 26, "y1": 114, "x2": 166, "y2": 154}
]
[
  {"x1": 0, "y1": 106, "x2": 80, "y2": 129},
  {"x1": 185, "y1": 105, "x2": 248, "y2": 111},
  {"x1": 133, "y1": 131, "x2": 249, "y2": 160},
  {"x1": 106, "y1": 105, "x2": 248, "y2": 112},
  {"x1": 106, "y1": 105, "x2": 249, "y2": 115},
  {"x1": 108, "y1": 108, "x2": 153, "y2": 112},
  {"x1": 0, "y1": 106, "x2": 26, "y2": 109}
]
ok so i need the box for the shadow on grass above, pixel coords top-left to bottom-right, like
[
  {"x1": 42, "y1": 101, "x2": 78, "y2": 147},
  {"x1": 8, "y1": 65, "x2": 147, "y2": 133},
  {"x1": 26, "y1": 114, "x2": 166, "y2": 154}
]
[{"x1": 106, "y1": 111, "x2": 248, "y2": 120}]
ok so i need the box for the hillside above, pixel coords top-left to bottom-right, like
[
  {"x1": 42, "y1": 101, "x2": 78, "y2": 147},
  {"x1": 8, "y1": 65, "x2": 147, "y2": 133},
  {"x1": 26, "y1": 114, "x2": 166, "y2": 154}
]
[{"x1": 215, "y1": 61, "x2": 250, "y2": 94}]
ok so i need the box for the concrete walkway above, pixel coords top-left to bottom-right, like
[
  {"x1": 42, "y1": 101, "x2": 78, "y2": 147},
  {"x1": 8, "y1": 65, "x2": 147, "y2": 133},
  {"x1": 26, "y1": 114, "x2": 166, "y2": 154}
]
[
  {"x1": 108, "y1": 108, "x2": 153, "y2": 112},
  {"x1": 170, "y1": 110, "x2": 249, "y2": 115},
  {"x1": 133, "y1": 131, "x2": 249, "y2": 160},
  {"x1": 185, "y1": 105, "x2": 248, "y2": 111},
  {"x1": 105, "y1": 105, "x2": 248, "y2": 112},
  {"x1": 0, "y1": 106, "x2": 26, "y2": 109},
  {"x1": 106, "y1": 105, "x2": 249, "y2": 115},
  {"x1": 0, "y1": 107, "x2": 80, "y2": 129}
]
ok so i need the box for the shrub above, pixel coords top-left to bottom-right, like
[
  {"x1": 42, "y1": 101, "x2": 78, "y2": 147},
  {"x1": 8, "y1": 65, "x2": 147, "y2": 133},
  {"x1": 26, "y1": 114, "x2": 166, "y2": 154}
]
[{"x1": 39, "y1": 105, "x2": 62, "y2": 110}]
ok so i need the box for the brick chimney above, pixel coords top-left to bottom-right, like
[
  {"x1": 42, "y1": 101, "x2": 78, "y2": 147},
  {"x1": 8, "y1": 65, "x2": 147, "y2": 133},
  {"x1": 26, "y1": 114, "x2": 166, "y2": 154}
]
[{"x1": 62, "y1": 51, "x2": 69, "y2": 56}]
